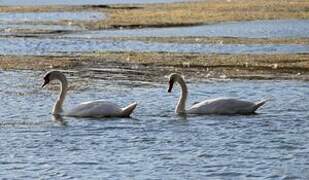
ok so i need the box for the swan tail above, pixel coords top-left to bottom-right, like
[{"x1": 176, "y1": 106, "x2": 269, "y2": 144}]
[
  {"x1": 252, "y1": 99, "x2": 269, "y2": 112},
  {"x1": 121, "y1": 102, "x2": 137, "y2": 117}
]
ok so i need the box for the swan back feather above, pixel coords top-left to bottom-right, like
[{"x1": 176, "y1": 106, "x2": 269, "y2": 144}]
[{"x1": 188, "y1": 98, "x2": 264, "y2": 114}]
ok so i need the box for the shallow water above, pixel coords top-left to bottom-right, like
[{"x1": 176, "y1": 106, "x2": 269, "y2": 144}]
[
  {"x1": 0, "y1": 70, "x2": 309, "y2": 179},
  {"x1": 0, "y1": 37, "x2": 308, "y2": 55},
  {"x1": 68, "y1": 20, "x2": 309, "y2": 38},
  {"x1": 0, "y1": 12, "x2": 104, "y2": 22},
  {"x1": 0, "y1": 12, "x2": 102, "y2": 34},
  {"x1": 0, "y1": 24, "x2": 81, "y2": 32},
  {"x1": 0, "y1": 0, "x2": 190, "y2": 6}
]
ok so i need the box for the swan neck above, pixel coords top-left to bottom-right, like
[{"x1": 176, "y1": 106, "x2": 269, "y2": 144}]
[
  {"x1": 176, "y1": 77, "x2": 188, "y2": 114},
  {"x1": 53, "y1": 75, "x2": 68, "y2": 115}
]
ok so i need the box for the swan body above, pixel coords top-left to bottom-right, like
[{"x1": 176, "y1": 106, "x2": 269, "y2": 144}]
[
  {"x1": 65, "y1": 100, "x2": 137, "y2": 117},
  {"x1": 168, "y1": 73, "x2": 266, "y2": 115},
  {"x1": 42, "y1": 71, "x2": 137, "y2": 118},
  {"x1": 187, "y1": 97, "x2": 266, "y2": 115}
]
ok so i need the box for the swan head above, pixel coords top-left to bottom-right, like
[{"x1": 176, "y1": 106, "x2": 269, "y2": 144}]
[
  {"x1": 168, "y1": 73, "x2": 181, "y2": 93},
  {"x1": 41, "y1": 71, "x2": 65, "y2": 88}
]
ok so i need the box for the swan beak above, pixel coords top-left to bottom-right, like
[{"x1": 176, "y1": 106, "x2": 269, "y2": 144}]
[
  {"x1": 168, "y1": 80, "x2": 174, "y2": 93},
  {"x1": 41, "y1": 81, "x2": 48, "y2": 88}
]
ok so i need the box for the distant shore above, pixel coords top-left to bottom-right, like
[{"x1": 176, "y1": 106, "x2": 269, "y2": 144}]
[
  {"x1": 0, "y1": 0, "x2": 309, "y2": 80},
  {"x1": 0, "y1": 0, "x2": 308, "y2": 30}
]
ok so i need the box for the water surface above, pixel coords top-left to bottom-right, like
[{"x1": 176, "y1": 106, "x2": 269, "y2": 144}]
[
  {"x1": 0, "y1": 12, "x2": 104, "y2": 22},
  {"x1": 0, "y1": 24, "x2": 81, "y2": 32},
  {"x1": 0, "y1": 37, "x2": 308, "y2": 55},
  {"x1": 67, "y1": 20, "x2": 309, "y2": 38},
  {"x1": 0, "y1": 70, "x2": 309, "y2": 179}
]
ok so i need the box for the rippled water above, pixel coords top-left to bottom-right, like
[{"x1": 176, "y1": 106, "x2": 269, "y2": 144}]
[
  {"x1": 68, "y1": 20, "x2": 309, "y2": 38},
  {"x1": 0, "y1": 37, "x2": 308, "y2": 55},
  {"x1": 1, "y1": 70, "x2": 309, "y2": 179},
  {"x1": 0, "y1": 12, "x2": 104, "y2": 22}
]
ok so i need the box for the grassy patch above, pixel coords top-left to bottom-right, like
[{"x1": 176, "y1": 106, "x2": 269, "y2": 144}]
[
  {"x1": 0, "y1": 55, "x2": 81, "y2": 70},
  {"x1": 91, "y1": 52, "x2": 309, "y2": 71},
  {"x1": 100, "y1": 0, "x2": 309, "y2": 29},
  {"x1": 2, "y1": 52, "x2": 309, "y2": 80}
]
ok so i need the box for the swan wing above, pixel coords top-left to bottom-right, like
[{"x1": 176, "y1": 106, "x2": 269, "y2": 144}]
[
  {"x1": 187, "y1": 98, "x2": 261, "y2": 114},
  {"x1": 65, "y1": 100, "x2": 123, "y2": 117}
]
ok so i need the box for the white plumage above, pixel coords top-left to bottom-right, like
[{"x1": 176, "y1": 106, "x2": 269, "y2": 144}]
[
  {"x1": 168, "y1": 73, "x2": 267, "y2": 115},
  {"x1": 42, "y1": 71, "x2": 137, "y2": 118},
  {"x1": 65, "y1": 100, "x2": 137, "y2": 117},
  {"x1": 187, "y1": 98, "x2": 266, "y2": 114}
]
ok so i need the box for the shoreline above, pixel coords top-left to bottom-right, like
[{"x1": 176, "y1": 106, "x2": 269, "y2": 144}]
[
  {"x1": 0, "y1": 0, "x2": 308, "y2": 30},
  {"x1": 1, "y1": 52, "x2": 309, "y2": 81},
  {"x1": 0, "y1": 0, "x2": 308, "y2": 81}
]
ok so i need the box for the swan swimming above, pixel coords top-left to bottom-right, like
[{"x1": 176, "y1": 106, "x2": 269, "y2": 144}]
[
  {"x1": 168, "y1": 73, "x2": 267, "y2": 115},
  {"x1": 42, "y1": 71, "x2": 137, "y2": 118}
]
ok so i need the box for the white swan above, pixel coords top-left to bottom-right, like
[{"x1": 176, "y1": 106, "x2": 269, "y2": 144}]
[
  {"x1": 168, "y1": 73, "x2": 267, "y2": 115},
  {"x1": 42, "y1": 71, "x2": 137, "y2": 118}
]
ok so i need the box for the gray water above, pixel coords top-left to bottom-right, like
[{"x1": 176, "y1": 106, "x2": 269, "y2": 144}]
[
  {"x1": 0, "y1": 12, "x2": 103, "y2": 34},
  {"x1": 0, "y1": 70, "x2": 309, "y2": 179},
  {"x1": 0, "y1": 12, "x2": 104, "y2": 22},
  {"x1": 0, "y1": 0, "x2": 191, "y2": 6},
  {"x1": 0, "y1": 24, "x2": 81, "y2": 31},
  {"x1": 67, "y1": 20, "x2": 309, "y2": 38},
  {"x1": 0, "y1": 37, "x2": 308, "y2": 55}
]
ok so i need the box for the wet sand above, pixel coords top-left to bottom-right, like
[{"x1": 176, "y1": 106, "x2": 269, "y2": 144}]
[{"x1": 106, "y1": 37, "x2": 309, "y2": 45}]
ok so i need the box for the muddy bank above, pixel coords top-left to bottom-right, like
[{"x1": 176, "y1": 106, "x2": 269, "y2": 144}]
[
  {"x1": 103, "y1": 37, "x2": 309, "y2": 45},
  {"x1": 0, "y1": 0, "x2": 308, "y2": 30},
  {"x1": 1, "y1": 32, "x2": 309, "y2": 45},
  {"x1": 1, "y1": 52, "x2": 309, "y2": 81},
  {"x1": 3, "y1": 32, "x2": 309, "y2": 45}
]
